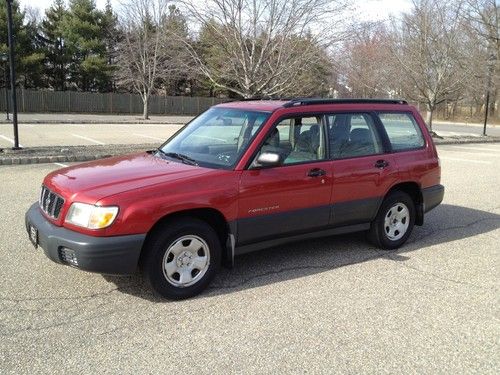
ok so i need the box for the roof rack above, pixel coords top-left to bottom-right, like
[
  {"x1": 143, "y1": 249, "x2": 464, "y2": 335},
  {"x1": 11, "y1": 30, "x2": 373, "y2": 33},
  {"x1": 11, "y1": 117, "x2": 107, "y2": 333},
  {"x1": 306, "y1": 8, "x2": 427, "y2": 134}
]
[{"x1": 282, "y1": 98, "x2": 408, "y2": 107}]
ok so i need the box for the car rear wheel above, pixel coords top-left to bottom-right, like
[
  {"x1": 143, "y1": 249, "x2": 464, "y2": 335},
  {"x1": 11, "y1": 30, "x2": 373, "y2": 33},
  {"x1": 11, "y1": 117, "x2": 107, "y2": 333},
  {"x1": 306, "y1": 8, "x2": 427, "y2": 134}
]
[
  {"x1": 368, "y1": 191, "x2": 415, "y2": 249},
  {"x1": 142, "y1": 218, "x2": 221, "y2": 300}
]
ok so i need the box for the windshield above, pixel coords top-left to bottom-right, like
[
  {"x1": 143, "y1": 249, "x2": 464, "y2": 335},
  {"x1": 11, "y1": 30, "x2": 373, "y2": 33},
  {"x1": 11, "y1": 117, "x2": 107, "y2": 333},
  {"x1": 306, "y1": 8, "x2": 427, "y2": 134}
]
[{"x1": 159, "y1": 107, "x2": 270, "y2": 169}]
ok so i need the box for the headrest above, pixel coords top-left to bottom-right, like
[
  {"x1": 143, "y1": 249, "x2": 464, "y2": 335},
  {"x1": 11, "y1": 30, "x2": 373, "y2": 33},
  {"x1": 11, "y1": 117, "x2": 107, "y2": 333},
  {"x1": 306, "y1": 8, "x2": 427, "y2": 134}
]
[{"x1": 350, "y1": 128, "x2": 371, "y2": 143}]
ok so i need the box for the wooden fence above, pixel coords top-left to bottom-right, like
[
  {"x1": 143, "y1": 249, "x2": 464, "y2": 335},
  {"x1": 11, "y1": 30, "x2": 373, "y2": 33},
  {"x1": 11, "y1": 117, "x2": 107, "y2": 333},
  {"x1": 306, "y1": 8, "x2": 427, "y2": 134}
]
[{"x1": 0, "y1": 89, "x2": 226, "y2": 115}]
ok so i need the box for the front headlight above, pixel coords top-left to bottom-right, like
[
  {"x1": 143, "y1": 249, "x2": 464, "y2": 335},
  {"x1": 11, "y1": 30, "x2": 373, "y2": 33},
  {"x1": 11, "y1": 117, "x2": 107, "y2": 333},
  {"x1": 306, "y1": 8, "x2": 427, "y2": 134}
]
[{"x1": 65, "y1": 203, "x2": 119, "y2": 229}]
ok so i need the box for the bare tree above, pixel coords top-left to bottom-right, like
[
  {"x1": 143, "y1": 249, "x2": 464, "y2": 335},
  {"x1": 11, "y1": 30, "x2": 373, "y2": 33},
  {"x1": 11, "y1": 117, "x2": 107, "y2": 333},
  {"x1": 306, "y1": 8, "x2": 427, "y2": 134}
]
[
  {"x1": 179, "y1": 0, "x2": 347, "y2": 98},
  {"x1": 115, "y1": 0, "x2": 188, "y2": 119},
  {"x1": 334, "y1": 23, "x2": 395, "y2": 98},
  {"x1": 463, "y1": 0, "x2": 499, "y2": 120},
  {"x1": 390, "y1": 0, "x2": 471, "y2": 130}
]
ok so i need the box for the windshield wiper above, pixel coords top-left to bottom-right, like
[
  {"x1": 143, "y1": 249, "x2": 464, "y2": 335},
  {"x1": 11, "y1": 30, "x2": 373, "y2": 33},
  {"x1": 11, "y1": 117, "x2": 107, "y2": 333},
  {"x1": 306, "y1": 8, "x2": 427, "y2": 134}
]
[{"x1": 157, "y1": 150, "x2": 198, "y2": 166}]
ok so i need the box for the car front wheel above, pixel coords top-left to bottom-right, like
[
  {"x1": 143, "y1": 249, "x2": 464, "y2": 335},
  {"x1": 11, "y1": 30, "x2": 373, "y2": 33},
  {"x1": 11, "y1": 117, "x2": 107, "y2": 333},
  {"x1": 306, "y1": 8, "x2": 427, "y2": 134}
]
[{"x1": 142, "y1": 218, "x2": 221, "y2": 299}]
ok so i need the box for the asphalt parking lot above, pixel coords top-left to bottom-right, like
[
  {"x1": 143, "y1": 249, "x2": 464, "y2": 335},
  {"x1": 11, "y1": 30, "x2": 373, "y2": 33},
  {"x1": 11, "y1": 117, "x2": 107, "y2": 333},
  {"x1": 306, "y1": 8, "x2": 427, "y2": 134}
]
[
  {"x1": 0, "y1": 118, "x2": 499, "y2": 148},
  {"x1": 1, "y1": 143, "x2": 499, "y2": 374},
  {"x1": 0, "y1": 123, "x2": 183, "y2": 148}
]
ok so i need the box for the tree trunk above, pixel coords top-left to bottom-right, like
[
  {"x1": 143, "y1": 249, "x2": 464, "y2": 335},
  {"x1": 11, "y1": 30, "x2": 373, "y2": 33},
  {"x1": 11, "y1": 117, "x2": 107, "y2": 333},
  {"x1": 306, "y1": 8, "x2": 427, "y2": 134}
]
[
  {"x1": 426, "y1": 105, "x2": 434, "y2": 131},
  {"x1": 142, "y1": 94, "x2": 149, "y2": 120}
]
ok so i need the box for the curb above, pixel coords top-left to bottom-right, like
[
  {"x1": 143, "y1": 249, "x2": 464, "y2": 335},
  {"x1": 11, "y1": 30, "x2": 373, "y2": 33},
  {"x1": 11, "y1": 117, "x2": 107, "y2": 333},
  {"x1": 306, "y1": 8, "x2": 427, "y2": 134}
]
[
  {"x1": 0, "y1": 153, "x2": 114, "y2": 165},
  {"x1": 0, "y1": 144, "x2": 152, "y2": 166},
  {"x1": 433, "y1": 137, "x2": 500, "y2": 145},
  {"x1": 1, "y1": 138, "x2": 499, "y2": 166}
]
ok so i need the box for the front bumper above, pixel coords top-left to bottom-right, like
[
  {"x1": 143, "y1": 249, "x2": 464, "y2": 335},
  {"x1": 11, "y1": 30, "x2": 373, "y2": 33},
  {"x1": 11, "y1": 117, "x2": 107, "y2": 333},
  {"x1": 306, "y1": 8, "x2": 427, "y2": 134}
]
[
  {"x1": 422, "y1": 184, "x2": 445, "y2": 213},
  {"x1": 25, "y1": 203, "x2": 146, "y2": 275}
]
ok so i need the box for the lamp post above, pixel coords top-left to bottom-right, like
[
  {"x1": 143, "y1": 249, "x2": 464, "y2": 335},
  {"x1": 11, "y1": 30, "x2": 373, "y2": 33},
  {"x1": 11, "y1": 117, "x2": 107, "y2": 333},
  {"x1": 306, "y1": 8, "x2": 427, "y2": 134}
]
[
  {"x1": 0, "y1": 53, "x2": 9, "y2": 120},
  {"x1": 5, "y1": 0, "x2": 20, "y2": 149}
]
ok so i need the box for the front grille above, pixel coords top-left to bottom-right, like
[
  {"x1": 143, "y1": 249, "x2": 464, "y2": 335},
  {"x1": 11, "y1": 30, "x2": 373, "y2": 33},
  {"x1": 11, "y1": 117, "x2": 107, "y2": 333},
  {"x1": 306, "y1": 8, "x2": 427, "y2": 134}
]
[{"x1": 39, "y1": 186, "x2": 65, "y2": 219}]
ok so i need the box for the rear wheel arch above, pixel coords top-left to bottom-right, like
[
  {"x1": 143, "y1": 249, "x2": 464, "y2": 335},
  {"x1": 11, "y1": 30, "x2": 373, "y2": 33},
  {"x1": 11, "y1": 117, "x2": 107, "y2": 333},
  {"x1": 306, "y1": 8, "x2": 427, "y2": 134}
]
[{"x1": 384, "y1": 181, "x2": 423, "y2": 225}]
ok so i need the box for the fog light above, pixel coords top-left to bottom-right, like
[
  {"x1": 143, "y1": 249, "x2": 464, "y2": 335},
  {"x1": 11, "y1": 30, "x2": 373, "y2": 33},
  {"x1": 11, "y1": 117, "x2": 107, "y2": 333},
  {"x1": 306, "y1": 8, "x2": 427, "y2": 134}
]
[{"x1": 59, "y1": 247, "x2": 78, "y2": 266}]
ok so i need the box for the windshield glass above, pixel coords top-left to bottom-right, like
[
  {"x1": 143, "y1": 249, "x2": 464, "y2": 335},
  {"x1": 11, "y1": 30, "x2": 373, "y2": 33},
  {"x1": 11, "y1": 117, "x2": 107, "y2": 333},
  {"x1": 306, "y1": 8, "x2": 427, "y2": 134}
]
[{"x1": 159, "y1": 107, "x2": 270, "y2": 169}]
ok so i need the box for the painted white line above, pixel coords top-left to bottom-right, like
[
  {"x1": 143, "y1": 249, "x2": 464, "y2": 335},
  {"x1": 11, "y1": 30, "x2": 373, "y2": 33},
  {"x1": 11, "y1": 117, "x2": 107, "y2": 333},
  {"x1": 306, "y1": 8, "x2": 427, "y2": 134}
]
[
  {"x1": 436, "y1": 131, "x2": 481, "y2": 137},
  {"x1": 71, "y1": 134, "x2": 105, "y2": 145},
  {"x1": 0, "y1": 134, "x2": 24, "y2": 148},
  {"x1": 439, "y1": 150, "x2": 499, "y2": 157},
  {"x1": 448, "y1": 145, "x2": 500, "y2": 152},
  {"x1": 132, "y1": 133, "x2": 165, "y2": 141},
  {"x1": 53, "y1": 162, "x2": 68, "y2": 168},
  {"x1": 439, "y1": 156, "x2": 492, "y2": 165}
]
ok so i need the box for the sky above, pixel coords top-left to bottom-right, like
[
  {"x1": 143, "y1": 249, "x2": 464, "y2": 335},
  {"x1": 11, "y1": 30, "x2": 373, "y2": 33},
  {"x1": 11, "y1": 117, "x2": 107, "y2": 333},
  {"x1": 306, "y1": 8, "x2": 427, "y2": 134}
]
[{"x1": 21, "y1": 0, "x2": 414, "y2": 21}]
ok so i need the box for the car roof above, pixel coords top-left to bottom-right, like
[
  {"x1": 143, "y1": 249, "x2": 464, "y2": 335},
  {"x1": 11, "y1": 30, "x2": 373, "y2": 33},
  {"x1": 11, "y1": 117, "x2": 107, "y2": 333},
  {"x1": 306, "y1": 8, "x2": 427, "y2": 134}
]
[{"x1": 215, "y1": 98, "x2": 409, "y2": 112}]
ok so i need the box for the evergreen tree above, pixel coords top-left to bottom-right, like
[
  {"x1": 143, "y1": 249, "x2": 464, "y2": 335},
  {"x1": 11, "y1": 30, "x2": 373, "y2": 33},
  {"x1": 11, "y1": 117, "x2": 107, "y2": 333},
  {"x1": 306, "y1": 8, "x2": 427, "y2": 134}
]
[
  {"x1": 100, "y1": 0, "x2": 119, "y2": 91},
  {"x1": 62, "y1": 0, "x2": 113, "y2": 91},
  {"x1": 40, "y1": 0, "x2": 69, "y2": 91},
  {"x1": 160, "y1": 5, "x2": 193, "y2": 96},
  {"x1": 0, "y1": 0, "x2": 44, "y2": 88}
]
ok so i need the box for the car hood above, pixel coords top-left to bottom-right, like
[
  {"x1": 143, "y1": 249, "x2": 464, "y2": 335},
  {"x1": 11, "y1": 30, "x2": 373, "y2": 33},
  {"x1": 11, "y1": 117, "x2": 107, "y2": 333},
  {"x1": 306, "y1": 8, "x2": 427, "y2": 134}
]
[{"x1": 44, "y1": 152, "x2": 217, "y2": 203}]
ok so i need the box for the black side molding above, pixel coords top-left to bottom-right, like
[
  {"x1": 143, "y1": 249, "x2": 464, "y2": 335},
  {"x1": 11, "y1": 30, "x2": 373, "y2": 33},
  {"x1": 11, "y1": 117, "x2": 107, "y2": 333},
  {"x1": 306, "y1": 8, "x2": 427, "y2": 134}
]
[{"x1": 235, "y1": 223, "x2": 370, "y2": 256}]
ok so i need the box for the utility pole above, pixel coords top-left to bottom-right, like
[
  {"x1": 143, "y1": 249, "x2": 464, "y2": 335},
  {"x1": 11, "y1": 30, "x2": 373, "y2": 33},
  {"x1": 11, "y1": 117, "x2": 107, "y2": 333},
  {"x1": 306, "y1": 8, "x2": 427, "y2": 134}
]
[
  {"x1": 483, "y1": 91, "x2": 489, "y2": 136},
  {"x1": 6, "y1": 0, "x2": 20, "y2": 149},
  {"x1": 0, "y1": 53, "x2": 9, "y2": 120}
]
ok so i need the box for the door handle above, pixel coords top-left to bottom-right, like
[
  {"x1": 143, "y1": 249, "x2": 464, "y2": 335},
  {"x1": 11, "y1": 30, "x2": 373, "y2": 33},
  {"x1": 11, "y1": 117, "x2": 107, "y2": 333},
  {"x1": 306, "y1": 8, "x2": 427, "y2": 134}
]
[
  {"x1": 374, "y1": 160, "x2": 389, "y2": 169},
  {"x1": 307, "y1": 168, "x2": 326, "y2": 177}
]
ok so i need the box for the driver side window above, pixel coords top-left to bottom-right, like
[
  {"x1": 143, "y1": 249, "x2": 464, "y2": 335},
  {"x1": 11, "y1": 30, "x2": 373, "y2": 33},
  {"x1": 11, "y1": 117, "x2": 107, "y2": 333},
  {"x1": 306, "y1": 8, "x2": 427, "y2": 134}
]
[{"x1": 255, "y1": 116, "x2": 326, "y2": 166}]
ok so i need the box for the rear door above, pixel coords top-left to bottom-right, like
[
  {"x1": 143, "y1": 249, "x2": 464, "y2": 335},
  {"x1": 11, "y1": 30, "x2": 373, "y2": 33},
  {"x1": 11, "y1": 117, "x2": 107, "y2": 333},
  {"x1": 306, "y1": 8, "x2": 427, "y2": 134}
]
[
  {"x1": 375, "y1": 111, "x2": 437, "y2": 187},
  {"x1": 327, "y1": 112, "x2": 399, "y2": 226},
  {"x1": 237, "y1": 115, "x2": 333, "y2": 245}
]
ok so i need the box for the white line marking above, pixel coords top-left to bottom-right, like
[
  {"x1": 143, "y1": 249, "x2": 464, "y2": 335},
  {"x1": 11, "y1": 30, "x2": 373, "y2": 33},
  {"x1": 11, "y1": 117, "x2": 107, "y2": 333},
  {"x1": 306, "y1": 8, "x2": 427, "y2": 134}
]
[
  {"x1": 439, "y1": 156, "x2": 492, "y2": 164},
  {"x1": 448, "y1": 145, "x2": 500, "y2": 152},
  {"x1": 53, "y1": 162, "x2": 68, "y2": 168},
  {"x1": 436, "y1": 131, "x2": 481, "y2": 137},
  {"x1": 439, "y1": 150, "x2": 499, "y2": 157},
  {"x1": 0, "y1": 134, "x2": 24, "y2": 147},
  {"x1": 71, "y1": 134, "x2": 105, "y2": 145},
  {"x1": 132, "y1": 133, "x2": 165, "y2": 141}
]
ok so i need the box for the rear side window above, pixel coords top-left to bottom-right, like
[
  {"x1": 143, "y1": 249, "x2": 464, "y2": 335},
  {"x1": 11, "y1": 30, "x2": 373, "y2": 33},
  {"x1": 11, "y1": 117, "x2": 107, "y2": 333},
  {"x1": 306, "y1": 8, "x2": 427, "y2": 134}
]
[
  {"x1": 378, "y1": 113, "x2": 425, "y2": 151},
  {"x1": 327, "y1": 113, "x2": 383, "y2": 159}
]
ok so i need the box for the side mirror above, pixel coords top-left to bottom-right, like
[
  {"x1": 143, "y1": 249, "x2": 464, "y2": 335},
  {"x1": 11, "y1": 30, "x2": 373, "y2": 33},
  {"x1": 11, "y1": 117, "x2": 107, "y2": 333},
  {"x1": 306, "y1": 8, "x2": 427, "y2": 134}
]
[{"x1": 255, "y1": 152, "x2": 282, "y2": 167}]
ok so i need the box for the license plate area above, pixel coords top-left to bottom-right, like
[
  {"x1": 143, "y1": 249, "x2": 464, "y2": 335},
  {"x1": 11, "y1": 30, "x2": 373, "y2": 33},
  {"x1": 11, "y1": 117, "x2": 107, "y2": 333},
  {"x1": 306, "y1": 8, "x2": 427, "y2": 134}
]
[{"x1": 29, "y1": 224, "x2": 38, "y2": 248}]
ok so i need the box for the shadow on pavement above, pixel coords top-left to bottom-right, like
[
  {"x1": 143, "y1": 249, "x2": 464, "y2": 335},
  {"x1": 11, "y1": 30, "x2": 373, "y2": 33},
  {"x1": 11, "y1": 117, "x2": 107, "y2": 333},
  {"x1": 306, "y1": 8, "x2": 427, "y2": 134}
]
[{"x1": 104, "y1": 204, "x2": 500, "y2": 302}]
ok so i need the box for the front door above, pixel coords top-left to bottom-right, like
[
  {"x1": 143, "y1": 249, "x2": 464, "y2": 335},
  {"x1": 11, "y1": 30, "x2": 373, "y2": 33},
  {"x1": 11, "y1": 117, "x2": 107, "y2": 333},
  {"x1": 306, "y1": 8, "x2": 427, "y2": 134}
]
[{"x1": 237, "y1": 115, "x2": 333, "y2": 245}]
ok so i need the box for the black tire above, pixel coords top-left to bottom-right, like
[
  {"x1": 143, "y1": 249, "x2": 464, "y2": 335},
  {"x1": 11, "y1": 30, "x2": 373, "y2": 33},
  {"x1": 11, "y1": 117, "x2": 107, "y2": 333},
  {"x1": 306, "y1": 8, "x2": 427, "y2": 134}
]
[
  {"x1": 141, "y1": 217, "x2": 221, "y2": 300},
  {"x1": 368, "y1": 191, "x2": 415, "y2": 250}
]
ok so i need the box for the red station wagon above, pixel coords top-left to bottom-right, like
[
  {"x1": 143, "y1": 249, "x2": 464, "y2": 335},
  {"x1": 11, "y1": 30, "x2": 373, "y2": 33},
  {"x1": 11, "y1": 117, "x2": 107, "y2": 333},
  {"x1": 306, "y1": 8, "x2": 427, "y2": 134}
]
[{"x1": 26, "y1": 99, "x2": 444, "y2": 299}]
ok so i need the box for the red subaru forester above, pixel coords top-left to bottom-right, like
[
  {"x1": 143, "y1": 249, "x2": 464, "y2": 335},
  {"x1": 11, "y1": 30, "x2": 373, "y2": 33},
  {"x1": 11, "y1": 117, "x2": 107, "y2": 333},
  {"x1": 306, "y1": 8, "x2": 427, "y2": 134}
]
[{"x1": 26, "y1": 99, "x2": 444, "y2": 299}]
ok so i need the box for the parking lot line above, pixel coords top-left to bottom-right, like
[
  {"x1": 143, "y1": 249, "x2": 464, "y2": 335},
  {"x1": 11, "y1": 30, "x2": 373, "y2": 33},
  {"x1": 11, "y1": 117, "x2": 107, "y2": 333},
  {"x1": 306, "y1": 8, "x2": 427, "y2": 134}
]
[
  {"x1": 0, "y1": 134, "x2": 24, "y2": 148},
  {"x1": 448, "y1": 145, "x2": 500, "y2": 152},
  {"x1": 439, "y1": 156, "x2": 492, "y2": 164},
  {"x1": 439, "y1": 150, "x2": 499, "y2": 157},
  {"x1": 53, "y1": 162, "x2": 68, "y2": 168},
  {"x1": 132, "y1": 133, "x2": 165, "y2": 141},
  {"x1": 436, "y1": 131, "x2": 480, "y2": 137},
  {"x1": 71, "y1": 134, "x2": 105, "y2": 145}
]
